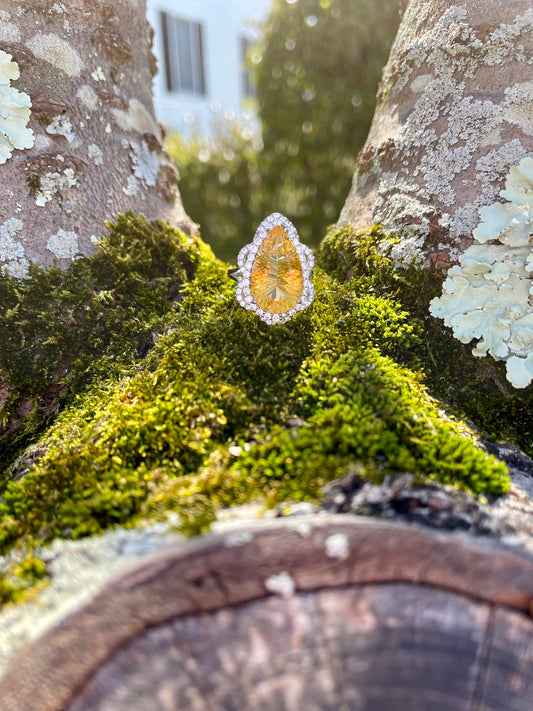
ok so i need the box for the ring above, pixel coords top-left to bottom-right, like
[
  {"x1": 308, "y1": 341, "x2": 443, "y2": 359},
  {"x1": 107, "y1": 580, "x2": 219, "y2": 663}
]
[{"x1": 233, "y1": 213, "x2": 314, "y2": 324}]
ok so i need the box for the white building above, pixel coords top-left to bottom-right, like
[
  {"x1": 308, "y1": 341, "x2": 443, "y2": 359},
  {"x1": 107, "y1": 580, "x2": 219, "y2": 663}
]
[{"x1": 146, "y1": 0, "x2": 272, "y2": 136}]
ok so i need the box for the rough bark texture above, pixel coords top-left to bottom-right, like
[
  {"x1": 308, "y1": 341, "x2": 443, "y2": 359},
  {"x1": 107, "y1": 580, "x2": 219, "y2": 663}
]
[
  {"x1": 339, "y1": 0, "x2": 533, "y2": 265},
  {"x1": 0, "y1": 0, "x2": 193, "y2": 274},
  {"x1": 1, "y1": 517, "x2": 533, "y2": 711}
]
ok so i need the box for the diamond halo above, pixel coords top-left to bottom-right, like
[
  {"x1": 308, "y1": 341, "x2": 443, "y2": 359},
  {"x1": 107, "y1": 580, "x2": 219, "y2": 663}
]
[{"x1": 234, "y1": 213, "x2": 315, "y2": 324}]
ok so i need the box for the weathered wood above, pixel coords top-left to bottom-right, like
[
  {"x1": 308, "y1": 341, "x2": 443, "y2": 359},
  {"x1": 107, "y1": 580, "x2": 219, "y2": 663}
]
[
  {"x1": 1, "y1": 517, "x2": 532, "y2": 710},
  {"x1": 67, "y1": 586, "x2": 492, "y2": 711}
]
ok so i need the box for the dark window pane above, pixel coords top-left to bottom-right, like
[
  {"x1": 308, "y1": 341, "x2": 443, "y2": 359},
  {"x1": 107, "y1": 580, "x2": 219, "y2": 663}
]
[
  {"x1": 195, "y1": 23, "x2": 206, "y2": 95},
  {"x1": 176, "y1": 19, "x2": 193, "y2": 92},
  {"x1": 160, "y1": 12, "x2": 173, "y2": 92},
  {"x1": 160, "y1": 14, "x2": 205, "y2": 96}
]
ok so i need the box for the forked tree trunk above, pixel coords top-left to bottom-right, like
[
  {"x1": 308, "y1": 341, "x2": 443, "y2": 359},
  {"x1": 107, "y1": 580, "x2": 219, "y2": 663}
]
[
  {"x1": 339, "y1": 0, "x2": 533, "y2": 266},
  {"x1": 0, "y1": 0, "x2": 192, "y2": 275}
]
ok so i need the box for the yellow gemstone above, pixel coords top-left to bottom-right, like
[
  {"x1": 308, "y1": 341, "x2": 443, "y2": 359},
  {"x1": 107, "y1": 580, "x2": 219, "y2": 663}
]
[{"x1": 250, "y1": 225, "x2": 304, "y2": 314}]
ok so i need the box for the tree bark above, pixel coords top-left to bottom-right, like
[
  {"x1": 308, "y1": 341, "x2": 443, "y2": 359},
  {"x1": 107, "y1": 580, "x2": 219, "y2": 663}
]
[
  {"x1": 339, "y1": 0, "x2": 533, "y2": 266},
  {"x1": 2, "y1": 518, "x2": 533, "y2": 711},
  {"x1": 0, "y1": 0, "x2": 193, "y2": 276}
]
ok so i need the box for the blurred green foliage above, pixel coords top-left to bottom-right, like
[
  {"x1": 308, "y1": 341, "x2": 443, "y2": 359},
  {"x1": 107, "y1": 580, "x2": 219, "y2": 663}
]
[
  {"x1": 168, "y1": 0, "x2": 400, "y2": 261},
  {"x1": 167, "y1": 127, "x2": 267, "y2": 262}
]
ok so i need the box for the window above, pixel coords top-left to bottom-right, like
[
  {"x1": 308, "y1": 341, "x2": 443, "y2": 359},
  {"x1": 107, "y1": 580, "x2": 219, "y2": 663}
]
[
  {"x1": 160, "y1": 12, "x2": 206, "y2": 95},
  {"x1": 241, "y1": 36, "x2": 256, "y2": 99}
]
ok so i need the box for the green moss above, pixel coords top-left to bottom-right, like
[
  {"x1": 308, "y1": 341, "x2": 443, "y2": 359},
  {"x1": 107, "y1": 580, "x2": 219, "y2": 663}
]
[
  {"x1": 25, "y1": 174, "x2": 41, "y2": 199},
  {"x1": 0, "y1": 554, "x2": 47, "y2": 605},
  {"x1": 0, "y1": 212, "x2": 205, "y2": 470},
  {"x1": 0, "y1": 220, "x2": 509, "y2": 552},
  {"x1": 35, "y1": 113, "x2": 53, "y2": 126},
  {"x1": 318, "y1": 223, "x2": 533, "y2": 454},
  {"x1": 232, "y1": 349, "x2": 508, "y2": 505}
]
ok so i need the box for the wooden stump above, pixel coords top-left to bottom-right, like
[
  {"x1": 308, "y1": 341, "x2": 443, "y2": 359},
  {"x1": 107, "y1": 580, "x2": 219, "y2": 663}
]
[{"x1": 1, "y1": 517, "x2": 533, "y2": 710}]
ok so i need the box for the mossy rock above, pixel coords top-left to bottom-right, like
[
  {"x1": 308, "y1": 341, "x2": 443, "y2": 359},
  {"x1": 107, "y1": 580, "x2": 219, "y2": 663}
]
[{"x1": 0, "y1": 215, "x2": 510, "y2": 588}]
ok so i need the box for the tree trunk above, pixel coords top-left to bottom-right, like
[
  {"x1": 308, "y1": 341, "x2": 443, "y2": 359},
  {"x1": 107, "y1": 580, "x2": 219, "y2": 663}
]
[
  {"x1": 339, "y1": 0, "x2": 533, "y2": 265},
  {"x1": 0, "y1": 0, "x2": 193, "y2": 276},
  {"x1": 2, "y1": 518, "x2": 533, "y2": 711},
  {"x1": 338, "y1": 0, "x2": 533, "y2": 389}
]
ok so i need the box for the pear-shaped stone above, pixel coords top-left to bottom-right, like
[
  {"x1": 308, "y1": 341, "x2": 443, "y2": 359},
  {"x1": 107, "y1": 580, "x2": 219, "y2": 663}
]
[{"x1": 250, "y1": 225, "x2": 304, "y2": 314}]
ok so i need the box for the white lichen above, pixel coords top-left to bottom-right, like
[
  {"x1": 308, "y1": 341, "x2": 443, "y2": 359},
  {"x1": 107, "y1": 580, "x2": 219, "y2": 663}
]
[
  {"x1": 324, "y1": 533, "x2": 350, "y2": 559},
  {"x1": 129, "y1": 140, "x2": 160, "y2": 187},
  {"x1": 0, "y1": 14, "x2": 21, "y2": 43},
  {"x1": 430, "y1": 157, "x2": 533, "y2": 388},
  {"x1": 91, "y1": 66, "x2": 105, "y2": 82},
  {"x1": 365, "y1": 6, "x2": 533, "y2": 242},
  {"x1": 503, "y1": 82, "x2": 533, "y2": 136},
  {"x1": 35, "y1": 168, "x2": 77, "y2": 207},
  {"x1": 0, "y1": 51, "x2": 34, "y2": 164},
  {"x1": 33, "y1": 134, "x2": 53, "y2": 152},
  {"x1": 27, "y1": 34, "x2": 82, "y2": 77},
  {"x1": 410, "y1": 73, "x2": 433, "y2": 94},
  {"x1": 0, "y1": 217, "x2": 29, "y2": 277},
  {"x1": 87, "y1": 143, "x2": 103, "y2": 166},
  {"x1": 112, "y1": 99, "x2": 162, "y2": 141},
  {"x1": 46, "y1": 228, "x2": 79, "y2": 259},
  {"x1": 46, "y1": 115, "x2": 76, "y2": 143},
  {"x1": 76, "y1": 85, "x2": 98, "y2": 112},
  {"x1": 123, "y1": 175, "x2": 139, "y2": 196}
]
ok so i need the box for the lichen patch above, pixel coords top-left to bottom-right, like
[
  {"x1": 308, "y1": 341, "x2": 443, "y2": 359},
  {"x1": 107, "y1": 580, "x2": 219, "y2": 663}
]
[
  {"x1": 504, "y1": 82, "x2": 533, "y2": 136},
  {"x1": 355, "y1": 5, "x2": 533, "y2": 244},
  {"x1": 325, "y1": 533, "x2": 350, "y2": 559},
  {"x1": 34, "y1": 168, "x2": 77, "y2": 207},
  {"x1": 76, "y1": 85, "x2": 98, "y2": 112},
  {"x1": 88, "y1": 143, "x2": 103, "y2": 166},
  {"x1": 0, "y1": 51, "x2": 34, "y2": 164},
  {"x1": 123, "y1": 175, "x2": 139, "y2": 196},
  {"x1": 46, "y1": 115, "x2": 75, "y2": 143},
  {"x1": 264, "y1": 572, "x2": 295, "y2": 598},
  {"x1": 112, "y1": 99, "x2": 162, "y2": 141},
  {"x1": 0, "y1": 21, "x2": 21, "y2": 43},
  {"x1": 46, "y1": 229, "x2": 79, "y2": 260},
  {"x1": 27, "y1": 34, "x2": 82, "y2": 77},
  {"x1": 91, "y1": 66, "x2": 105, "y2": 82},
  {"x1": 430, "y1": 157, "x2": 533, "y2": 389},
  {"x1": 0, "y1": 217, "x2": 29, "y2": 277},
  {"x1": 130, "y1": 140, "x2": 160, "y2": 187}
]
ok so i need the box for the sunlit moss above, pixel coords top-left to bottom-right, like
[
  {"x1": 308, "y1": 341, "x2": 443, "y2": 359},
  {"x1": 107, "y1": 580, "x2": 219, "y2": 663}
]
[
  {"x1": 0, "y1": 216, "x2": 509, "y2": 554},
  {"x1": 0, "y1": 554, "x2": 47, "y2": 605},
  {"x1": 0, "y1": 212, "x2": 205, "y2": 470},
  {"x1": 318, "y1": 223, "x2": 533, "y2": 452}
]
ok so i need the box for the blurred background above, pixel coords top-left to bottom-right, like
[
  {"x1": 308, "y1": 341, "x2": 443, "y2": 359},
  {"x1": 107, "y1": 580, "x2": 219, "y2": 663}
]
[{"x1": 147, "y1": 0, "x2": 400, "y2": 262}]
